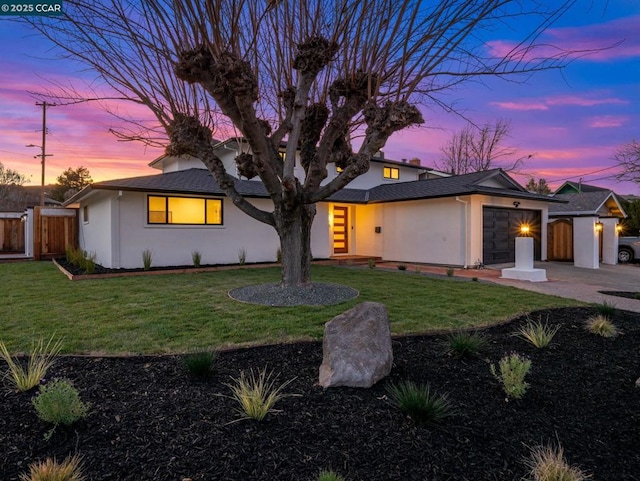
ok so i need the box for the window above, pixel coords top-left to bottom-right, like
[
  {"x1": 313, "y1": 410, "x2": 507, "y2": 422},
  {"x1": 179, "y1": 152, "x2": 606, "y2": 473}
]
[
  {"x1": 383, "y1": 166, "x2": 400, "y2": 180},
  {"x1": 336, "y1": 165, "x2": 344, "y2": 173},
  {"x1": 148, "y1": 195, "x2": 223, "y2": 225},
  {"x1": 83, "y1": 205, "x2": 89, "y2": 223}
]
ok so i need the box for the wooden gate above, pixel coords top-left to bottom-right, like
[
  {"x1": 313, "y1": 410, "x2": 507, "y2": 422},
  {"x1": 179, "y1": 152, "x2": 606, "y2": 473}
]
[
  {"x1": 0, "y1": 217, "x2": 25, "y2": 252},
  {"x1": 33, "y1": 207, "x2": 78, "y2": 260},
  {"x1": 547, "y1": 219, "x2": 573, "y2": 261}
]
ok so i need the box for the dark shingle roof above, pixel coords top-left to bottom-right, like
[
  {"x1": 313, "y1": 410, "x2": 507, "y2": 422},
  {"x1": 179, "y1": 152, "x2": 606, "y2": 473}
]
[
  {"x1": 549, "y1": 191, "x2": 624, "y2": 216},
  {"x1": 66, "y1": 167, "x2": 558, "y2": 205}
]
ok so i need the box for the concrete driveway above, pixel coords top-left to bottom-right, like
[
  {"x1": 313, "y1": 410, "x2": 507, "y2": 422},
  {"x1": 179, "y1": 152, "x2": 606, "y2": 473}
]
[{"x1": 488, "y1": 261, "x2": 640, "y2": 313}]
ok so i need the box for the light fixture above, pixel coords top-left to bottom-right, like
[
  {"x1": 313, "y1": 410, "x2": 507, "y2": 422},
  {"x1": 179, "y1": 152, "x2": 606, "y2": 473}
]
[
  {"x1": 519, "y1": 224, "x2": 530, "y2": 236},
  {"x1": 615, "y1": 224, "x2": 622, "y2": 235},
  {"x1": 513, "y1": 201, "x2": 520, "y2": 208},
  {"x1": 595, "y1": 221, "x2": 603, "y2": 233}
]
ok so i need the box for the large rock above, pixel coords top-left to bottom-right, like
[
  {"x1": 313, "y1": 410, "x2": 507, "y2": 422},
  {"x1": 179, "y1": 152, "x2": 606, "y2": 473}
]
[{"x1": 319, "y1": 302, "x2": 393, "y2": 388}]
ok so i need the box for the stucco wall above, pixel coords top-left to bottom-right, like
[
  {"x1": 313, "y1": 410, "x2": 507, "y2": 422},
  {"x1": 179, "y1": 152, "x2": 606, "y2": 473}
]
[{"x1": 78, "y1": 193, "x2": 113, "y2": 266}]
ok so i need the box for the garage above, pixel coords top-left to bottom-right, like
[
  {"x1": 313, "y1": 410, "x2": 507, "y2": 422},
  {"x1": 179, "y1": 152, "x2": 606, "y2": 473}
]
[{"x1": 482, "y1": 207, "x2": 541, "y2": 264}]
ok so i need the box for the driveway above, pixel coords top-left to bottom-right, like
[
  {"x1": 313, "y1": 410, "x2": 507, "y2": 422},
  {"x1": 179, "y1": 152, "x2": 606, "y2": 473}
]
[{"x1": 488, "y1": 261, "x2": 640, "y2": 313}]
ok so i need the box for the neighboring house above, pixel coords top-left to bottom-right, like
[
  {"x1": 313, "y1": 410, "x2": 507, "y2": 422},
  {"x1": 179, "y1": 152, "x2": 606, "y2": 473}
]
[
  {"x1": 65, "y1": 139, "x2": 560, "y2": 269},
  {"x1": 548, "y1": 181, "x2": 626, "y2": 268}
]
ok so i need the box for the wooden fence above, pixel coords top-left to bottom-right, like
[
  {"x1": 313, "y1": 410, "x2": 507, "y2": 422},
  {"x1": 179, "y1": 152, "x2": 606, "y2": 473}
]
[
  {"x1": 0, "y1": 216, "x2": 25, "y2": 252},
  {"x1": 33, "y1": 207, "x2": 78, "y2": 260}
]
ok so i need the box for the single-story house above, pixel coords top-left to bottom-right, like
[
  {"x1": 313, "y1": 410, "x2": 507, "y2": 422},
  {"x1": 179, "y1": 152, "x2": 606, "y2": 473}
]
[
  {"x1": 548, "y1": 181, "x2": 626, "y2": 268},
  {"x1": 65, "y1": 139, "x2": 568, "y2": 270}
]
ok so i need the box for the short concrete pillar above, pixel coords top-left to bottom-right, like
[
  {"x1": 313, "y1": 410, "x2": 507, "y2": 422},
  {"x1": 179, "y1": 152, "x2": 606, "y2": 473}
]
[{"x1": 501, "y1": 237, "x2": 547, "y2": 282}]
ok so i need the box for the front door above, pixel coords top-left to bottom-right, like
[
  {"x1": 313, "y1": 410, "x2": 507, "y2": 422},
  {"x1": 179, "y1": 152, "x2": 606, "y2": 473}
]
[{"x1": 332, "y1": 206, "x2": 349, "y2": 254}]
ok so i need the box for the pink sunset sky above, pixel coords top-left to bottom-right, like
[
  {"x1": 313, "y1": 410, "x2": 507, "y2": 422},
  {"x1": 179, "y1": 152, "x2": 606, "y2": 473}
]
[{"x1": 0, "y1": 1, "x2": 638, "y2": 195}]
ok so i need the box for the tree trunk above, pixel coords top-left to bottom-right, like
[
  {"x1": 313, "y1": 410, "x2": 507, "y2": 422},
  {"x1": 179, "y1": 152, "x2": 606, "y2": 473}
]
[{"x1": 276, "y1": 203, "x2": 316, "y2": 287}]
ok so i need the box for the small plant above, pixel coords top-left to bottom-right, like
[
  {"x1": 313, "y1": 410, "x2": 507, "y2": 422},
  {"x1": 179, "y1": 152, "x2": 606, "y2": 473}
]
[
  {"x1": 585, "y1": 314, "x2": 620, "y2": 338},
  {"x1": 79, "y1": 251, "x2": 96, "y2": 274},
  {"x1": 142, "y1": 249, "x2": 153, "y2": 271},
  {"x1": 524, "y1": 443, "x2": 590, "y2": 481},
  {"x1": 397, "y1": 264, "x2": 407, "y2": 271},
  {"x1": 276, "y1": 247, "x2": 282, "y2": 263},
  {"x1": 317, "y1": 469, "x2": 346, "y2": 481},
  {"x1": 635, "y1": 292, "x2": 640, "y2": 300},
  {"x1": 32, "y1": 378, "x2": 90, "y2": 439},
  {"x1": 445, "y1": 331, "x2": 488, "y2": 357},
  {"x1": 446, "y1": 267, "x2": 454, "y2": 277},
  {"x1": 238, "y1": 248, "x2": 247, "y2": 265},
  {"x1": 514, "y1": 316, "x2": 560, "y2": 349},
  {"x1": 594, "y1": 300, "x2": 616, "y2": 317},
  {"x1": 192, "y1": 250, "x2": 202, "y2": 268},
  {"x1": 472, "y1": 277, "x2": 478, "y2": 282},
  {"x1": 182, "y1": 349, "x2": 217, "y2": 378},
  {"x1": 385, "y1": 380, "x2": 453, "y2": 425},
  {"x1": 414, "y1": 265, "x2": 421, "y2": 273},
  {"x1": 225, "y1": 368, "x2": 296, "y2": 421},
  {"x1": 368, "y1": 258, "x2": 376, "y2": 269},
  {"x1": 0, "y1": 335, "x2": 63, "y2": 392},
  {"x1": 490, "y1": 352, "x2": 532, "y2": 400},
  {"x1": 19, "y1": 454, "x2": 85, "y2": 481}
]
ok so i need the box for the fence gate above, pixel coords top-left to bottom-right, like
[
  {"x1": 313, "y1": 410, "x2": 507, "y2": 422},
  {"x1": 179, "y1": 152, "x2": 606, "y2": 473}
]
[
  {"x1": 0, "y1": 217, "x2": 25, "y2": 252},
  {"x1": 33, "y1": 207, "x2": 78, "y2": 260},
  {"x1": 547, "y1": 219, "x2": 573, "y2": 261}
]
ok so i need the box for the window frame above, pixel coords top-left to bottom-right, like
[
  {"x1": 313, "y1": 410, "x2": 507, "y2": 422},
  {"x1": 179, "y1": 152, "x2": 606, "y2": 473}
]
[
  {"x1": 147, "y1": 194, "x2": 223, "y2": 226},
  {"x1": 383, "y1": 166, "x2": 400, "y2": 180}
]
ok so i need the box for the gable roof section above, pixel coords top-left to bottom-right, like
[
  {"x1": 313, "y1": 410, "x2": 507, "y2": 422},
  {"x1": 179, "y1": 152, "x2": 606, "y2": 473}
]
[
  {"x1": 66, "y1": 168, "x2": 558, "y2": 206},
  {"x1": 549, "y1": 191, "x2": 626, "y2": 218},
  {"x1": 554, "y1": 181, "x2": 610, "y2": 195}
]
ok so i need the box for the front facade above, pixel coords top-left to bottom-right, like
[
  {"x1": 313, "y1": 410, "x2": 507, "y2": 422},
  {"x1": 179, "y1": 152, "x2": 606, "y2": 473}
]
[{"x1": 66, "y1": 143, "x2": 558, "y2": 269}]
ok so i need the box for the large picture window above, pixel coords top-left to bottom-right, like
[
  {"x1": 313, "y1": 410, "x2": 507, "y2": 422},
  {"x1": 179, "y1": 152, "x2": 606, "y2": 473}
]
[{"x1": 148, "y1": 195, "x2": 223, "y2": 225}]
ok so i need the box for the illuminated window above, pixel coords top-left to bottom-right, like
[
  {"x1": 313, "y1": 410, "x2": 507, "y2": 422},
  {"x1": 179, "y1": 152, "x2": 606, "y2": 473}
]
[
  {"x1": 383, "y1": 166, "x2": 400, "y2": 180},
  {"x1": 336, "y1": 165, "x2": 344, "y2": 173},
  {"x1": 148, "y1": 195, "x2": 223, "y2": 225}
]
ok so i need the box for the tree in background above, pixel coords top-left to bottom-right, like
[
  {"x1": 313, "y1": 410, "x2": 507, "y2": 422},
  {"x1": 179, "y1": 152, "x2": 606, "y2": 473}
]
[
  {"x1": 51, "y1": 166, "x2": 92, "y2": 202},
  {"x1": 437, "y1": 119, "x2": 532, "y2": 175},
  {"x1": 28, "y1": 0, "x2": 578, "y2": 287},
  {"x1": 614, "y1": 139, "x2": 640, "y2": 184},
  {"x1": 525, "y1": 178, "x2": 551, "y2": 195},
  {"x1": 0, "y1": 162, "x2": 30, "y2": 209},
  {"x1": 619, "y1": 198, "x2": 640, "y2": 237}
]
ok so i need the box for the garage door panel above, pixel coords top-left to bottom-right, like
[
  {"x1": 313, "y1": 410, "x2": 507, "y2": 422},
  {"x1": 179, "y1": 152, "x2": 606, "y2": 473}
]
[{"x1": 483, "y1": 207, "x2": 541, "y2": 265}]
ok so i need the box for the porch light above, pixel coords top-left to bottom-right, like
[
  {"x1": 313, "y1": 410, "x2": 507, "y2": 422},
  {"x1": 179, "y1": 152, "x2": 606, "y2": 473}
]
[
  {"x1": 595, "y1": 221, "x2": 603, "y2": 233},
  {"x1": 615, "y1": 224, "x2": 622, "y2": 235},
  {"x1": 519, "y1": 224, "x2": 530, "y2": 236}
]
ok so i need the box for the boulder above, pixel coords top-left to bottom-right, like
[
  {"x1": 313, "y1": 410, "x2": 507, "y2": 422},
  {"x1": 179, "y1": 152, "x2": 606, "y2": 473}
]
[{"x1": 319, "y1": 302, "x2": 393, "y2": 388}]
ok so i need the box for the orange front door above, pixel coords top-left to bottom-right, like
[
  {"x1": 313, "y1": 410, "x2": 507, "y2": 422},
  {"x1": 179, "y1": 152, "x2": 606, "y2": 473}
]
[{"x1": 332, "y1": 206, "x2": 349, "y2": 254}]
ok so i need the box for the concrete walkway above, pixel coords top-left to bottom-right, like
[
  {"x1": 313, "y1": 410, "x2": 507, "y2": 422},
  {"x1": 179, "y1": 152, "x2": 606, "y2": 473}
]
[{"x1": 486, "y1": 262, "x2": 640, "y2": 313}]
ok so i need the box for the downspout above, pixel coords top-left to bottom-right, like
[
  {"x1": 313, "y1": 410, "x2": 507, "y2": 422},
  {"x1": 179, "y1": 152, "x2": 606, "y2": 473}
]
[{"x1": 455, "y1": 196, "x2": 468, "y2": 269}]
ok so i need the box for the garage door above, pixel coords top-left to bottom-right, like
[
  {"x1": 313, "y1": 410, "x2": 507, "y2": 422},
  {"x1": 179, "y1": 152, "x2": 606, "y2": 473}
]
[{"x1": 482, "y1": 207, "x2": 541, "y2": 265}]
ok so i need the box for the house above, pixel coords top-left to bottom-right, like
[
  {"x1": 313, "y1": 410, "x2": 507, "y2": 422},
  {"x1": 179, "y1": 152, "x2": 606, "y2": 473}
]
[
  {"x1": 65, "y1": 139, "x2": 562, "y2": 270},
  {"x1": 548, "y1": 181, "x2": 626, "y2": 268}
]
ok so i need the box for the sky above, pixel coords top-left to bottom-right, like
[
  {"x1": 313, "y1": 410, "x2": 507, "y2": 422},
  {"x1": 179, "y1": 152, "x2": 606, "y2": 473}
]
[{"x1": 0, "y1": 1, "x2": 638, "y2": 195}]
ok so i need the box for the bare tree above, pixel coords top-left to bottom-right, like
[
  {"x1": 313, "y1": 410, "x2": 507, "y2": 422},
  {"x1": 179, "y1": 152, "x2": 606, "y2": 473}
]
[
  {"x1": 26, "y1": 0, "x2": 577, "y2": 287},
  {"x1": 614, "y1": 139, "x2": 640, "y2": 184},
  {"x1": 0, "y1": 162, "x2": 29, "y2": 209},
  {"x1": 437, "y1": 119, "x2": 531, "y2": 174}
]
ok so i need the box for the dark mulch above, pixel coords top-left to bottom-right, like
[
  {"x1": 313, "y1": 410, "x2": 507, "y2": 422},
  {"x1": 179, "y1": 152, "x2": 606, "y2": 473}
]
[
  {"x1": 598, "y1": 290, "x2": 640, "y2": 300},
  {"x1": 2, "y1": 306, "x2": 639, "y2": 481}
]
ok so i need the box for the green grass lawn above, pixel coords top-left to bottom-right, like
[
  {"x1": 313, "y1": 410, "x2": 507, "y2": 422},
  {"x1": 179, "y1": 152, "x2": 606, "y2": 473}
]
[{"x1": 0, "y1": 261, "x2": 581, "y2": 354}]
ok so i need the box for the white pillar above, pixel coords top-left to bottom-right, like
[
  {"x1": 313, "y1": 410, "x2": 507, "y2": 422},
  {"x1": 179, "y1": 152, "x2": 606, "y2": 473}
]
[
  {"x1": 573, "y1": 216, "x2": 599, "y2": 269},
  {"x1": 601, "y1": 218, "x2": 619, "y2": 265},
  {"x1": 501, "y1": 236, "x2": 547, "y2": 282}
]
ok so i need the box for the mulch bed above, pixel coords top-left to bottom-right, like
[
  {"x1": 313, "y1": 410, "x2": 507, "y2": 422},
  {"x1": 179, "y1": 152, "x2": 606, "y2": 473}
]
[
  {"x1": 1, "y1": 306, "x2": 639, "y2": 481},
  {"x1": 598, "y1": 291, "x2": 640, "y2": 300}
]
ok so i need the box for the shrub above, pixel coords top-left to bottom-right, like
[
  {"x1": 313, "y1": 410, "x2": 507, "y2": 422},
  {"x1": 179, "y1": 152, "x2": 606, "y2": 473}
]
[
  {"x1": 594, "y1": 301, "x2": 616, "y2": 317},
  {"x1": 585, "y1": 314, "x2": 620, "y2": 338},
  {"x1": 514, "y1": 316, "x2": 560, "y2": 349},
  {"x1": 386, "y1": 380, "x2": 453, "y2": 425},
  {"x1": 79, "y1": 252, "x2": 96, "y2": 275},
  {"x1": 276, "y1": 247, "x2": 282, "y2": 263},
  {"x1": 19, "y1": 454, "x2": 85, "y2": 481},
  {"x1": 182, "y1": 349, "x2": 217, "y2": 378},
  {"x1": 225, "y1": 368, "x2": 295, "y2": 421},
  {"x1": 472, "y1": 277, "x2": 478, "y2": 282},
  {"x1": 397, "y1": 264, "x2": 407, "y2": 271},
  {"x1": 0, "y1": 336, "x2": 63, "y2": 392},
  {"x1": 490, "y1": 352, "x2": 531, "y2": 400},
  {"x1": 317, "y1": 470, "x2": 345, "y2": 481},
  {"x1": 445, "y1": 331, "x2": 488, "y2": 357},
  {"x1": 142, "y1": 249, "x2": 152, "y2": 270},
  {"x1": 524, "y1": 443, "x2": 590, "y2": 481},
  {"x1": 238, "y1": 248, "x2": 247, "y2": 265},
  {"x1": 446, "y1": 267, "x2": 454, "y2": 277},
  {"x1": 32, "y1": 378, "x2": 90, "y2": 439},
  {"x1": 368, "y1": 258, "x2": 375, "y2": 269},
  {"x1": 192, "y1": 250, "x2": 202, "y2": 268}
]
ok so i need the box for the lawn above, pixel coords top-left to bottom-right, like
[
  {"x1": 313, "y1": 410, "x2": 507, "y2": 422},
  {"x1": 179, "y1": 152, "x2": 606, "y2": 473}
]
[{"x1": 0, "y1": 261, "x2": 582, "y2": 354}]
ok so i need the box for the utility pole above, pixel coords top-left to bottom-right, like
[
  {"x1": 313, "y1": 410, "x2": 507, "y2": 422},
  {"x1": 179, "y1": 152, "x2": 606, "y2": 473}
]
[{"x1": 27, "y1": 101, "x2": 54, "y2": 206}]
